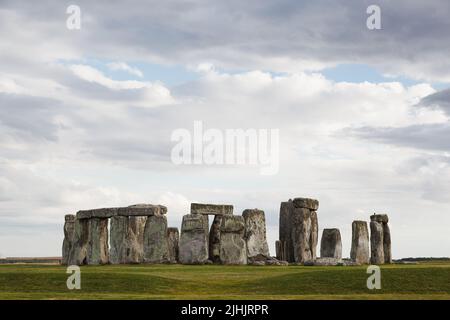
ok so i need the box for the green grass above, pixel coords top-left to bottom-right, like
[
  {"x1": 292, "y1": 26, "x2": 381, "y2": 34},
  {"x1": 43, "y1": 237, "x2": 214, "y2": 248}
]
[{"x1": 0, "y1": 262, "x2": 449, "y2": 299}]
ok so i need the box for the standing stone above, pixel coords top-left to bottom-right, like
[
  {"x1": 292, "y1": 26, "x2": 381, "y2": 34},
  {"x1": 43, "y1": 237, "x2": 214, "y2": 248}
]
[
  {"x1": 179, "y1": 214, "x2": 209, "y2": 264},
  {"x1": 278, "y1": 198, "x2": 319, "y2": 263},
  {"x1": 110, "y1": 216, "x2": 147, "y2": 264},
  {"x1": 275, "y1": 240, "x2": 287, "y2": 261},
  {"x1": 278, "y1": 200, "x2": 294, "y2": 261},
  {"x1": 350, "y1": 220, "x2": 370, "y2": 264},
  {"x1": 143, "y1": 215, "x2": 169, "y2": 263},
  {"x1": 243, "y1": 209, "x2": 270, "y2": 262},
  {"x1": 68, "y1": 218, "x2": 90, "y2": 265},
  {"x1": 370, "y1": 220, "x2": 384, "y2": 264},
  {"x1": 62, "y1": 215, "x2": 76, "y2": 265},
  {"x1": 383, "y1": 223, "x2": 392, "y2": 264},
  {"x1": 310, "y1": 211, "x2": 319, "y2": 260},
  {"x1": 110, "y1": 216, "x2": 128, "y2": 264},
  {"x1": 86, "y1": 218, "x2": 109, "y2": 265},
  {"x1": 291, "y1": 207, "x2": 312, "y2": 263},
  {"x1": 320, "y1": 228, "x2": 342, "y2": 259},
  {"x1": 209, "y1": 215, "x2": 223, "y2": 263},
  {"x1": 219, "y1": 216, "x2": 247, "y2": 265},
  {"x1": 167, "y1": 227, "x2": 179, "y2": 263},
  {"x1": 128, "y1": 216, "x2": 147, "y2": 263},
  {"x1": 370, "y1": 214, "x2": 392, "y2": 264}
]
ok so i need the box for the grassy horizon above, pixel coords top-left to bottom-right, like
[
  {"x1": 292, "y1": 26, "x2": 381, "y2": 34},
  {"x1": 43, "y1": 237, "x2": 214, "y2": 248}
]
[{"x1": 0, "y1": 262, "x2": 449, "y2": 300}]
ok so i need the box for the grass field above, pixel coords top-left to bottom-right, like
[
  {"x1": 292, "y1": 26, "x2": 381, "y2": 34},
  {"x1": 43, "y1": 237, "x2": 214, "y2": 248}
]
[{"x1": 0, "y1": 262, "x2": 449, "y2": 300}]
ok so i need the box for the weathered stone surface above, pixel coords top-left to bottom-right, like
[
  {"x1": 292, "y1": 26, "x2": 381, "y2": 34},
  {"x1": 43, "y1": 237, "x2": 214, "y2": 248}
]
[
  {"x1": 86, "y1": 218, "x2": 109, "y2": 265},
  {"x1": 310, "y1": 210, "x2": 319, "y2": 260},
  {"x1": 191, "y1": 203, "x2": 233, "y2": 216},
  {"x1": 67, "y1": 218, "x2": 90, "y2": 265},
  {"x1": 275, "y1": 240, "x2": 287, "y2": 261},
  {"x1": 167, "y1": 227, "x2": 179, "y2": 263},
  {"x1": 209, "y1": 215, "x2": 223, "y2": 263},
  {"x1": 383, "y1": 223, "x2": 392, "y2": 264},
  {"x1": 76, "y1": 207, "x2": 118, "y2": 219},
  {"x1": 118, "y1": 204, "x2": 167, "y2": 217},
  {"x1": 291, "y1": 207, "x2": 313, "y2": 263},
  {"x1": 307, "y1": 257, "x2": 342, "y2": 266},
  {"x1": 67, "y1": 217, "x2": 109, "y2": 265},
  {"x1": 370, "y1": 220, "x2": 384, "y2": 264},
  {"x1": 292, "y1": 198, "x2": 319, "y2": 210},
  {"x1": 320, "y1": 228, "x2": 342, "y2": 259},
  {"x1": 219, "y1": 216, "x2": 247, "y2": 265},
  {"x1": 179, "y1": 214, "x2": 209, "y2": 264},
  {"x1": 109, "y1": 216, "x2": 128, "y2": 264},
  {"x1": 143, "y1": 215, "x2": 169, "y2": 263},
  {"x1": 62, "y1": 215, "x2": 76, "y2": 265},
  {"x1": 110, "y1": 216, "x2": 147, "y2": 264},
  {"x1": 371, "y1": 214, "x2": 389, "y2": 223},
  {"x1": 350, "y1": 220, "x2": 370, "y2": 264},
  {"x1": 243, "y1": 209, "x2": 270, "y2": 261},
  {"x1": 279, "y1": 198, "x2": 319, "y2": 263},
  {"x1": 278, "y1": 201, "x2": 294, "y2": 261}
]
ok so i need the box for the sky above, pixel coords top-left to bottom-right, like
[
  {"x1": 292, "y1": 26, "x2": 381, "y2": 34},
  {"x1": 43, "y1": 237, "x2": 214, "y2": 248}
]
[{"x1": 0, "y1": 0, "x2": 450, "y2": 258}]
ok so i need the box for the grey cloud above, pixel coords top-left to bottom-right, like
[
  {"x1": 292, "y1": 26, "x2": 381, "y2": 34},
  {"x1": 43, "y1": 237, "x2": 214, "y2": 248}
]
[
  {"x1": 1, "y1": 0, "x2": 450, "y2": 81},
  {"x1": 349, "y1": 123, "x2": 450, "y2": 152},
  {"x1": 0, "y1": 94, "x2": 62, "y2": 142},
  {"x1": 421, "y1": 88, "x2": 450, "y2": 114}
]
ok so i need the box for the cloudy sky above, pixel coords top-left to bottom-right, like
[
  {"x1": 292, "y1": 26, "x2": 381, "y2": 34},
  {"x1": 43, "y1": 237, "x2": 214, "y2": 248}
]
[{"x1": 1, "y1": 0, "x2": 449, "y2": 258}]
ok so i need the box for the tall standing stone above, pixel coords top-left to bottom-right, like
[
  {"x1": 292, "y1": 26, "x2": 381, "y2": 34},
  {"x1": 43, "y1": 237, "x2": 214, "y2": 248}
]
[
  {"x1": 209, "y1": 215, "x2": 223, "y2": 263},
  {"x1": 292, "y1": 208, "x2": 312, "y2": 263},
  {"x1": 127, "y1": 216, "x2": 147, "y2": 263},
  {"x1": 68, "y1": 218, "x2": 90, "y2": 265},
  {"x1": 110, "y1": 215, "x2": 147, "y2": 264},
  {"x1": 143, "y1": 215, "x2": 169, "y2": 263},
  {"x1": 310, "y1": 210, "x2": 319, "y2": 260},
  {"x1": 86, "y1": 217, "x2": 109, "y2": 265},
  {"x1": 219, "y1": 215, "x2": 247, "y2": 265},
  {"x1": 278, "y1": 200, "x2": 294, "y2": 261},
  {"x1": 291, "y1": 198, "x2": 319, "y2": 264},
  {"x1": 167, "y1": 227, "x2": 179, "y2": 263},
  {"x1": 179, "y1": 214, "x2": 209, "y2": 264},
  {"x1": 243, "y1": 209, "x2": 270, "y2": 262},
  {"x1": 62, "y1": 214, "x2": 76, "y2": 265},
  {"x1": 278, "y1": 198, "x2": 319, "y2": 263},
  {"x1": 370, "y1": 214, "x2": 391, "y2": 264},
  {"x1": 350, "y1": 220, "x2": 370, "y2": 264},
  {"x1": 370, "y1": 219, "x2": 384, "y2": 264},
  {"x1": 383, "y1": 223, "x2": 392, "y2": 264},
  {"x1": 110, "y1": 216, "x2": 128, "y2": 264},
  {"x1": 320, "y1": 228, "x2": 342, "y2": 259}
]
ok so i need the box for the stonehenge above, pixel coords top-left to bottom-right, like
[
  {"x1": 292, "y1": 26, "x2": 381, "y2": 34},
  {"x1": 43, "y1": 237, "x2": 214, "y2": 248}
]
[
  {"x1": 179, "y1": 214, "x2": 209, "y2": 264},
  {"x1": 219, "y1": 215, "x2": 247, "y2": 265},
  {"x1": 320, "y1": 228, "x2": 342, "y2": 260},
  {"x1": 62, "y1": 198, "x2": 393, "y2": 266},
  {"x1": 62, "y1": 214, "x2": 76, "y2": 265},
  {"x1": 370, "y1": 214, "x2": 392, "y2": 264},
  {"x1": 110, "y1": 216, "x2": 147, "y2": 264},
  {"x1": 243, "y1": 209, "x2": 270, "y2": 263},
  {"x1": 276, "y1": 198, "x2": 319, "y2": 264},
  {"x1": 350, "y1": 221, "x2": 370, "y2": 264}
]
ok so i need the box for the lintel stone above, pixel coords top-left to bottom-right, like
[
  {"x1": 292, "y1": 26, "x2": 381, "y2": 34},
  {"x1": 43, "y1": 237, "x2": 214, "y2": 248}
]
[{"x1": 190, "y1": 203, "x2": 233, "y2": 215}]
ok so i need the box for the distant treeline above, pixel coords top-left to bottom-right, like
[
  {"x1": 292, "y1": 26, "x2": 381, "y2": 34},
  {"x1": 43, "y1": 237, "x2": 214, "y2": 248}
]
[{"x1": 395, "y1": 257, "x2": 450, "y2": 262}]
